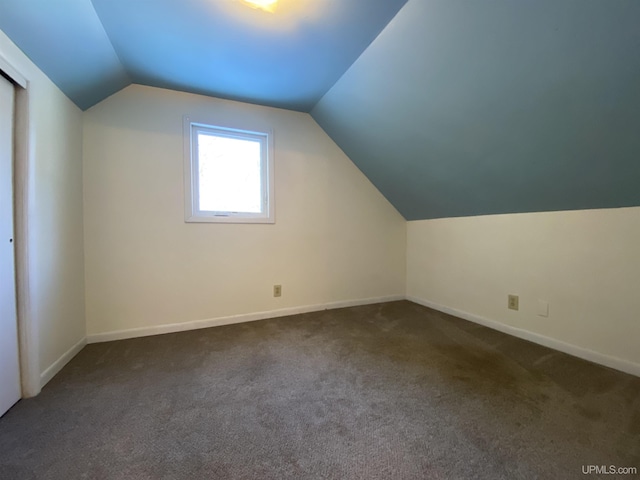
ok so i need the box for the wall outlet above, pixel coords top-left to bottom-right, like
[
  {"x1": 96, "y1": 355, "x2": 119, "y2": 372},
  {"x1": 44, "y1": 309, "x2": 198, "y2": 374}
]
[
  {"x1": 508, "y1": 294, "x2": 519, "y2": 311},
  {"x1": 273, "y1": 285, "x2": 282, "y2": 297}
]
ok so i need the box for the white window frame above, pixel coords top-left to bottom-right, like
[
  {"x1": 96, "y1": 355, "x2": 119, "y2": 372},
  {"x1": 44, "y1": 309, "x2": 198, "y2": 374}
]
[{"x1": 183, "y1": 116, "x2": 274, "y2": 223}]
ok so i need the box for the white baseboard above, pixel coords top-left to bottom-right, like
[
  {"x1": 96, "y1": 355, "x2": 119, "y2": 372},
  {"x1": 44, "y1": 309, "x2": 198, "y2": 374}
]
[
  {"x1": 36, "y1": 296, "x2": 640, "y2": 385},
  {"x1": 87, "y1": 295, "x2": 405, "y2": 344},
  {"x1": 40, "y1": 337, "x2": 87, "y2": 388},
  {"x1": 406, "y1": 295, "x2": 640, "y2": 378}
]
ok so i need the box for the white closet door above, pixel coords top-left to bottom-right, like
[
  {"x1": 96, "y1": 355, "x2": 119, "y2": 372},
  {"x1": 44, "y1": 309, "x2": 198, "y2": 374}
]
[{"x1": 0, "y1": 74, "x2": 20, "y2": 417}]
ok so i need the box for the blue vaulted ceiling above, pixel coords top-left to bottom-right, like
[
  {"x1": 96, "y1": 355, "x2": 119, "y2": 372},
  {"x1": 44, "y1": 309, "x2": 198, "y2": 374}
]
[
  {"x1": 1, "y1": 0, "x2": 639, "y2": 220},
  {"x1": 0, "y1": 0, "x2": 130, "y2": 109},
  {"x1": 312, "y1": 0, "x2": 640, "y2": 219},
  {"x1": 0, "y1": 0, "x2": 407, "y2": 111}
]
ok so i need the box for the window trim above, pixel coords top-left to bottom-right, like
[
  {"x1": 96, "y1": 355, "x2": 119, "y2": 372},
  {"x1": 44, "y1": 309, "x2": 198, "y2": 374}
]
[{"x1": 183, "y1": 116, "x2": 275, "y2": 224}]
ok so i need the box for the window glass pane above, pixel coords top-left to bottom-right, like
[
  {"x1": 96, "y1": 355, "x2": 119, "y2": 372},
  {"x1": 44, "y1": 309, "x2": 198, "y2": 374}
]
[{"x1": 197, "y1": 133, "x2": 262, "y2": 213}]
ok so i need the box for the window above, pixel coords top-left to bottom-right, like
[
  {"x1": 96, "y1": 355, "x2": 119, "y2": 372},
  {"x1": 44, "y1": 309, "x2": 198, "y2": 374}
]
[{"x1": 183, "y1": 117, "x2": 274, "y2": 223}]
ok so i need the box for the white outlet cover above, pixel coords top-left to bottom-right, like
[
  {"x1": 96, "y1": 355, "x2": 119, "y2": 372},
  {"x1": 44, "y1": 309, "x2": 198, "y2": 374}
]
[{"x1": 537, "y1": 300, "x2": 549, "y2": 317}]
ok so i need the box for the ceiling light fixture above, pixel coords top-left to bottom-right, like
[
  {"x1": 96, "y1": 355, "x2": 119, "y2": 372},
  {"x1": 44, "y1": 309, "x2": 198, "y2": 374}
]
[{"x1": 241, "y1": 0, "x2": 279, "y2": 13}]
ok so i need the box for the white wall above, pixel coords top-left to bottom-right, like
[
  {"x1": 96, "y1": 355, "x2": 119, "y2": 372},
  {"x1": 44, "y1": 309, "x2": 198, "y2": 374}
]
[
  {"x1": 83, "y1": 85, "x2": 406, "y2": 338},
  {"x1": 0, "y1": 29, "x2": 86, "y2": 389},
  {"x1": 407, "y1": 207, "x2": 640, "y2": 373}
]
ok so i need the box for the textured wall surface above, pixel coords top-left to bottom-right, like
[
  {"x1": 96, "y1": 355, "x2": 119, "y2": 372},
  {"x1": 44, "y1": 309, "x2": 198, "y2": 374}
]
[
  {"x1": 0, "y1": 29, "x2": 86, "y2": 379},
  {"x1": 407, "y1": 206, "x2": 640, "y2": 368},
  {"x1": 83, "y1": 85, "x2": 406, "y2": 336}
]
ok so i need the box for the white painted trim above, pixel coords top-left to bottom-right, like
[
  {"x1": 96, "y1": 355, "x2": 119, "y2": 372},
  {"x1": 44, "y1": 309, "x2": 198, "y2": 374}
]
[
  {"x1": 0, "y1": 55, "x2": 40, "y2": 397},
  {"x1": 67, "y1": 294, "x2": 640, "y2": 379},
  {"x1": 406, "y1": 295, "x2": 640, "y2": 378},
  {"x1": 14, "y1": 83, "x2": 40, "y2": 398},
  {"x1": 40, "y1": 337, "x2": 87, "y2": 388},
  {"x1": 183, "y1": 116, "x2": 275, "y2": 224},
  {"x1": 87, "y1": 295, "x2": 405, "y2": 343},
  {"x1": 0, "y1": 53, "x2": 27, "y2": 88}
]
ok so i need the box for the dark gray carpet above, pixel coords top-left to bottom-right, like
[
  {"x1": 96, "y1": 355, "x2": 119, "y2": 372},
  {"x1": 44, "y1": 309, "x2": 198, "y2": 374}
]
[{"x1": 1, "y1": 301, "x2": 639, "y2": 479}]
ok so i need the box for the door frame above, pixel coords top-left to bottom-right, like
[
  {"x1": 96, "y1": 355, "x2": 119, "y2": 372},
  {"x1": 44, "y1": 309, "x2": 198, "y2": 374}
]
[{"x1": 0, "y1": 53, "x2": 40, "y2": 398}]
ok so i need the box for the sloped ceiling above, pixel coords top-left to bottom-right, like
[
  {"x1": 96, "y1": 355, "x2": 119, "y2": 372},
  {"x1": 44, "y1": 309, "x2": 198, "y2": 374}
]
[
  {"x1": 0, "y1": 0, "x2": 407, "y2": 111},
  {"x1": 0, "y1": 0, "x2": 131, "y2": 109},
  {"x1": 1, "y1": 0, "x2": 639, "y2": 220},
  {"x1": 312, "y1": 0, "x2": 640, "y2": 220}
]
